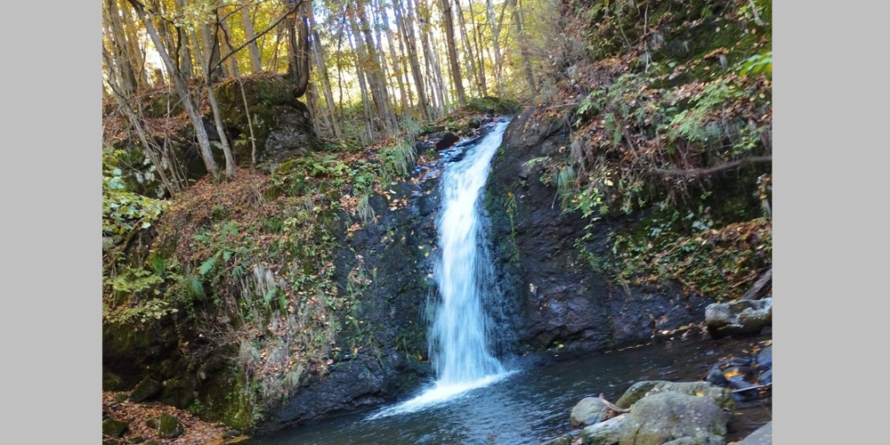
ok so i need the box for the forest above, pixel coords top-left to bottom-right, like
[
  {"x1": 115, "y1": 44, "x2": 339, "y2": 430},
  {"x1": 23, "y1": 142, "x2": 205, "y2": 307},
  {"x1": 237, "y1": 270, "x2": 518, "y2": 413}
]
[{"x1": 102, "y1": 0, "x2": 773, "y2": 444}]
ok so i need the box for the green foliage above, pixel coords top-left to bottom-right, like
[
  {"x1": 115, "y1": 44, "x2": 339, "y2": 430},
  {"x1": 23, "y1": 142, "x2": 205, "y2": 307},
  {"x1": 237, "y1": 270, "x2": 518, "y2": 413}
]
[
  {"x1": 378, "y1": 138, "x2": 417, "y2": 180},
  {"x1": 739, "y1": 51, "x2": 772, "y2": 78},
  {"x1": 612, "y1": 217, "x2": 772, "y2": 301},
  {"x1": 103, "y1": 148, "x2": 167, "y2": 236}
]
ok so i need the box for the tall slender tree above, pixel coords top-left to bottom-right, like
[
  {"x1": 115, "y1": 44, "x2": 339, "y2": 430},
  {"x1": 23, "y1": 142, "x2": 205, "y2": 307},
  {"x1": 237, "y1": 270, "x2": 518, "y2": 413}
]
[{"x1": 438, "y1": 0, "x2": 466, "y2": 105}]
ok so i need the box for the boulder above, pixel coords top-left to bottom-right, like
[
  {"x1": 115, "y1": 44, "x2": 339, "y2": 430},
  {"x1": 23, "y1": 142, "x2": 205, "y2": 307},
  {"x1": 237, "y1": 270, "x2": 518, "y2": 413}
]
[
  {"x1": 705, "y1": 298, "x2": 772, "y2": 337},
  {"x1": 756, "y1": 345, "x2": 772, "y2": 369},
  {"x1": 435, "y1": 132, "x2": 460, "y2": 151},
  {"x1": 157, "y1": 413, "x2": 184, "y2": 438},
  {"x1": 468, "y1": 118, "x2": 482, "y2": 129},
  {"x1": 102, "y1": 419, "x2": 129, "y2": 438},
  {"x1": 615, "y1": 381, "x2": 734, "y2": 411},
  {"x1": 129, "y1": 377, "x2": 162, "y2": 403},
  {"x1": 571, "y1": 397, "x2": 611, "y2": 427},
  {"x1": 618, "y1": 393, "x2": 729, "y2": 445},
  {"x1": 706, "y1": 367, "x2": 729, "y2": 387},
  {"x1": 758, "y1": 369, "x2": 772, "y2": 385},
  {"x1": 739, "y1": 421, "x2": 772, "y2": 445},
  {"x1": 580, "y1": 414, "x2": 625, "y2": 445}
]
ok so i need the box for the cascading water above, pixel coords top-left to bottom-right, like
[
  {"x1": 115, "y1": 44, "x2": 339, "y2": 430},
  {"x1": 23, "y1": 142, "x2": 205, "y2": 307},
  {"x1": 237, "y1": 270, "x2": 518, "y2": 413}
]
[
  {"x1": 429, "y1": 120, "x2": 508, "y2": 383},
  {"x1": 369, "y1": 120, "x2": 512, "y2": 419}
]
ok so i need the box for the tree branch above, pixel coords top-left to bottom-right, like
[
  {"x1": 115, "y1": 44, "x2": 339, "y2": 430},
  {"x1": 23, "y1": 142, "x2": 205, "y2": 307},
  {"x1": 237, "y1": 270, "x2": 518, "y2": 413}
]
[
  {"x1": 599, "y1": 394, "x2": 631, "y2": 413},
  {"x1": 214, "y1": 0, "x2": 305, "y2": 73},
  {"x1": 651, "y1": 156, "x2": 772, "y2": 177}
]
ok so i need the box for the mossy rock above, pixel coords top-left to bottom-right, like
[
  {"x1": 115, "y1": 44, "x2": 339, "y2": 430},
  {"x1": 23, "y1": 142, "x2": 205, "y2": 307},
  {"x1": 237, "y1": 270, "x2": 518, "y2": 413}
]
[
  {"x1": 128, "y1": 435, "x2": 144, "y2": 443},
  {"x1": 616, "y1": 381, "x2": 735, "y2": 411},
  {"x1": 580, "y1": 414, "x2": 625, "y2": 445},
  {"x1": 570, "y1": 397, "x2": 610, "y2": 427},
  {"x1": 102, "y1": 418, "x2": 129, "y2": 438},
  {"x1": 615, "y1": 381, "x2": 658, "y2": 408},
  {"x1": 129, "y1": 377, "x2": 162, "y2": 403},
  {"x1": 103, "y1": 370, "x2": 125, "y2": 391},
  {"x1": 158, "y1": 413, "x2": 184, "y2": 438},
  {"x1": 618, "y1": 392, "x2": 729, "y2": 445}
]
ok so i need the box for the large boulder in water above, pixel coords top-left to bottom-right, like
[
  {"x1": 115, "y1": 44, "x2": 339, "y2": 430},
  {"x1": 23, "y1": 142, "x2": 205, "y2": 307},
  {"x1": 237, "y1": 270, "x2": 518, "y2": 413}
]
[
  {"x1": 618, "y1": 392, "x2": 730, "y2": 445},
  {"x1": 571, "y1": 397, "x2": 611, "y2": 427},
  {"x1": 435, "y1": 132, "x2": 460, "y2": 151},
  {"x1": 705, "y1": 298, "x2": 772, "y2": 337},
  {"x1": 615, "y1": 381, "x2": 734, "y2": 411}
]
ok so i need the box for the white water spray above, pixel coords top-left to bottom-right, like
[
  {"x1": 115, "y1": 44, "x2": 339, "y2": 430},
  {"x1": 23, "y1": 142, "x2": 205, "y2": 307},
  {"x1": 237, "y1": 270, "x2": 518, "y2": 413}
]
[{"x1": 369, "y1": 121, "x2": 511, "y2": 419}]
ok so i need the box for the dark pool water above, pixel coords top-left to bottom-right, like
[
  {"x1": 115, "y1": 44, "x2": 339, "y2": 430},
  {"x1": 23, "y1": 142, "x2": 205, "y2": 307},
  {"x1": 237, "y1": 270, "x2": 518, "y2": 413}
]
[{"x1": 243, "y1": 335, "x2": 771, "y2": 445}]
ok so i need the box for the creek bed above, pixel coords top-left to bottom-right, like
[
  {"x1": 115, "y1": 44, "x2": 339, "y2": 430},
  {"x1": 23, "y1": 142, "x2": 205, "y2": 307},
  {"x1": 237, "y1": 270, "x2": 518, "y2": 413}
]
[{"x1": 243, "y1": 334, "x2": 771, "y2": 445}]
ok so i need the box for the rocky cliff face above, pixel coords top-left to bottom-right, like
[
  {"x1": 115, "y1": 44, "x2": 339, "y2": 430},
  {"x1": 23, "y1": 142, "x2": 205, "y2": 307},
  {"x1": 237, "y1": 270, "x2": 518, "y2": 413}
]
[
  {"x1": 258, "y1": 164, "x2": 442, "y2": 432},
  {"x1": 485, "y1": 108, "x2": 713, "y2": 356}
]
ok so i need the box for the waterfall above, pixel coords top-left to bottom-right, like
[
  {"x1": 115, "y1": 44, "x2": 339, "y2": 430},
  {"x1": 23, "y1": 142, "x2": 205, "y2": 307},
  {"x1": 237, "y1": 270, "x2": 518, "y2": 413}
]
[
  {"x1": 429, "y1": 121, "x2": 508, "y2": 384},
  {"x1": 369, "y1": 120, "x2": 511, "y2": 419}
]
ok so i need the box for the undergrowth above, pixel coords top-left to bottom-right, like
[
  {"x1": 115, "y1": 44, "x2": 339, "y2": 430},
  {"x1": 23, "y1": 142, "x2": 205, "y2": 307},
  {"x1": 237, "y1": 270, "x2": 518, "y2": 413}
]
[{"x1": 539, "y1": 0, "x2": 773, "y2": 300}]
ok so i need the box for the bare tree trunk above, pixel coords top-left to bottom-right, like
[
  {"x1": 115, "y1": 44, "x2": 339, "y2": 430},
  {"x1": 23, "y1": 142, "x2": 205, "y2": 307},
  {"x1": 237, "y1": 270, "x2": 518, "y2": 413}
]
[
  {"x1": 105, "y1": 0, "x2": 138, "y2": 93},
  {"x1": 356, "y1": 0, "x2": 398, "y2": 132},
  {"x1": 379, "y1": 3, "x2": 410, "y2": 113},
  {"x1": 206, "y1": 80, "x2": 237, "y2": 179},
  {"x1": 397, "y1": 31, "x2": 415, "y2": 109},
  {"x1": 207, "y1": 12, "x2": 239, "y2": 178},
  {"x1": 393, "y1": 0, "x2": 431, "y2": 120},
  {"x1": 285, "y1": 1, "x2": 311, "y2": 98},
  {"x1": 234, "y1": 74, "x2": 259, "y2": 167},
  {"x1": 415, "y1": 0, "x2": 445, "y2": 116},
  {"x1": 308, "y1": 6, "x2": 344, "y2": 140},
  {"x1": 125, "y1": 0, "x2": 221, "y2": 179},
  {"x1": 468, "y1": 0, "x2": 487, "y2": 96},
  {"x1": 438, "y1": 0, "x2": 466, "y2": 106},
  {"x1": 241, "y1": 1, "x2": 263, "y2": 73},
  {"x1": 201, "y1": 23, "x2": 226, "y2": 80},
  {"x1": 349, "y1": 3, "x2": 393, "y2": 135},
  {"x1": 510, "y1": 0, "x2": 538, "y2": 94},
  {"x1": 119, "y1": 1, "x2": 152, "y2": 89},
  {"x1": 218, "y1": 12, "x2": 241, "y2": 79},
  {"x1": 453, "y1": 0, "x2": 479, "y2": 97},
  {"x1": 485, "y1": 0, "x2": 504, "y2": 95},
  {"x1": 345, "y1": 12, "x2": 375, "y2": 142},
  {"x1": 174, "y1": 0, "x2": 194, "y2": 79}
]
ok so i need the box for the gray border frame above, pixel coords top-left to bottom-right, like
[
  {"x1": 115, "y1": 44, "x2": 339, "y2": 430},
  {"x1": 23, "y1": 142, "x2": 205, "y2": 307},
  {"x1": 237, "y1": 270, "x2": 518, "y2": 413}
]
[{"x1": 4, "y1": 0, "x2": 889, "y2": 442}]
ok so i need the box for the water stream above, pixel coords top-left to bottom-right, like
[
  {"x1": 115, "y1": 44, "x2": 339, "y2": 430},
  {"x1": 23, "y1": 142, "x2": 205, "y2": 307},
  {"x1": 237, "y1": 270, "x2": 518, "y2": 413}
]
[{"x1": 244, "y1": 336, "x2": 770, "y2": 445}]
